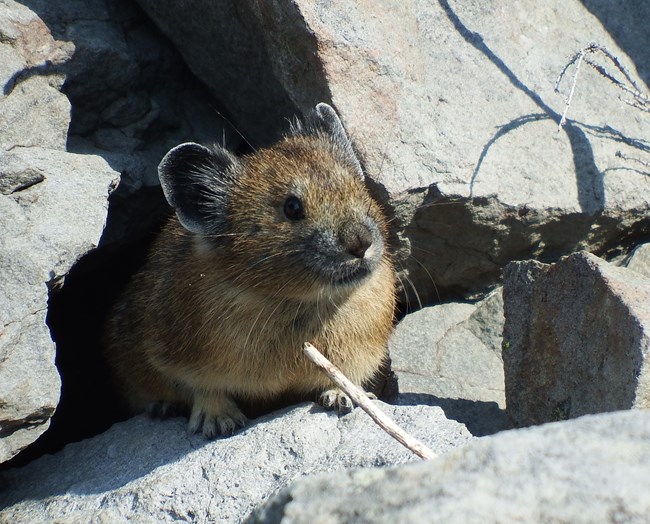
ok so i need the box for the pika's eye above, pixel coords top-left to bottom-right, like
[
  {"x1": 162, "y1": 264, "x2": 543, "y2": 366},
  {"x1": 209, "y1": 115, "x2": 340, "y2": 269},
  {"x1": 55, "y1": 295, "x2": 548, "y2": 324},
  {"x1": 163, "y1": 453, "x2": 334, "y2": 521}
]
[{"x1": 283, "y1": 196, "x2": 305, "y2": 220}]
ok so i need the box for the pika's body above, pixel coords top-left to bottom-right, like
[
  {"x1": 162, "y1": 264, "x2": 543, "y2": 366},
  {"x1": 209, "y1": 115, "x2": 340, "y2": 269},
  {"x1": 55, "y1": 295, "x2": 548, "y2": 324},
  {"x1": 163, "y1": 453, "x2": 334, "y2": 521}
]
[{"x1": 104, "y1": 104, "x2": 395, "y2": 437}]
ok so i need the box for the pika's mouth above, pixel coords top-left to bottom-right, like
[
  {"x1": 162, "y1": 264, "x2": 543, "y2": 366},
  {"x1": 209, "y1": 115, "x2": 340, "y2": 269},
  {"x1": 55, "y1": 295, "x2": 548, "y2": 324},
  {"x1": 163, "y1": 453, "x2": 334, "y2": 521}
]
[{"x1": 331, "y1": 263, "x2": 371, "y2": 286}]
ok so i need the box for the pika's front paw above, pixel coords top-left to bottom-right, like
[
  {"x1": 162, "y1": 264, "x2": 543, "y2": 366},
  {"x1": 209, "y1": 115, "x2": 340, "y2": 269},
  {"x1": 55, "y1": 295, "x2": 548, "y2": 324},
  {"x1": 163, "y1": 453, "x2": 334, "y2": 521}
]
[
  {"x1": 187, "y1": 394, "x2": 248, "y2": 438},
  {"x1": 319, "y1": 388, "x2": 354, "y2": 413}
]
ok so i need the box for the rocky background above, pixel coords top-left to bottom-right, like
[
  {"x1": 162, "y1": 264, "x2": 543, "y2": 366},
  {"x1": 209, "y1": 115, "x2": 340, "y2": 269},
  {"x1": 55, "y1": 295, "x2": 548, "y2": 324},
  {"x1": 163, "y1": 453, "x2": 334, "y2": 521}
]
[{"x1": 1, "y1": 0, "x2": 649, "y2": 522}]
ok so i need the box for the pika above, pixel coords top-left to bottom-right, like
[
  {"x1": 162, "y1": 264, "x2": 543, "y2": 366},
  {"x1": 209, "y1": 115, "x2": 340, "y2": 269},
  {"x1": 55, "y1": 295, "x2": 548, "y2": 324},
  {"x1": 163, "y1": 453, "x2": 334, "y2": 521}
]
[{"x1": 104, "y1": 103, "x2": 396, "y2": 437}]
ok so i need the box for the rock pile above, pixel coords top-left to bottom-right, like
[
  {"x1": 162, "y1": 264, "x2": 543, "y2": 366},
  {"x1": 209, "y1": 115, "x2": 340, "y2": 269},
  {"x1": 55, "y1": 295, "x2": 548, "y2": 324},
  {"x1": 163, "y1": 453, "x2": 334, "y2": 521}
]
[
  {"x1": 1, "y1": 0, "x2": 649, "y2": 521},
  {"x1": 0, "y1": 0, "x2": 118, "y2": 463}
]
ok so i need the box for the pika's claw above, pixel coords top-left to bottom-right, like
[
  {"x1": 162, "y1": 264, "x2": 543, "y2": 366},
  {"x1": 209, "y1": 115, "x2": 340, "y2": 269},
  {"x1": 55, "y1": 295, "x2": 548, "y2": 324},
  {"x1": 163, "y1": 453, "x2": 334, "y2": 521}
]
[
  {"x1": 319, "y1": 388, "x2": 354, "y2": 413},
  {"x1": 147, "y1": 400, "x2": 185, "y2": 419},
  {"x1": 188, "y1": 393, "x2": 248, "y2": 438},
  {"x1": 187, "y1": 406, "x2": 204, "y2": 436}
]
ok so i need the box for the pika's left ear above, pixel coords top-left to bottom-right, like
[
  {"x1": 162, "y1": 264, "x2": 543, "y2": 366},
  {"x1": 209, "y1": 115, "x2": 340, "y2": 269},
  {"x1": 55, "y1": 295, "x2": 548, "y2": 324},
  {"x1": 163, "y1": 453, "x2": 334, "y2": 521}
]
[{"x1": 300, "y1": 103, "x2": 364, "y2": 180}]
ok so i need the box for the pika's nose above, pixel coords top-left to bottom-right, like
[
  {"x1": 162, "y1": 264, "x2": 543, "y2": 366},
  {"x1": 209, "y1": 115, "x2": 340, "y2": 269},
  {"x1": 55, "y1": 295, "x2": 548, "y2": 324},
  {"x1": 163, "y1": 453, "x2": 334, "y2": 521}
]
[{"x1": 341, "y1": 226, "x2": 373, "y2": 259}]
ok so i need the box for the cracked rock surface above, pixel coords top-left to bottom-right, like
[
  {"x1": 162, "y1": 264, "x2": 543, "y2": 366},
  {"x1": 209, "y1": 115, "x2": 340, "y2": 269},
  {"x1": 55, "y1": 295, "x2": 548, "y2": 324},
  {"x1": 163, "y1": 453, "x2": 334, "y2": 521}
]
[
  {"x1": 0, "y1": 403, "x2": 472, "y2": 522},
  {"x1": 249, "y1": 410, "x2": 650, "y2": 524}
]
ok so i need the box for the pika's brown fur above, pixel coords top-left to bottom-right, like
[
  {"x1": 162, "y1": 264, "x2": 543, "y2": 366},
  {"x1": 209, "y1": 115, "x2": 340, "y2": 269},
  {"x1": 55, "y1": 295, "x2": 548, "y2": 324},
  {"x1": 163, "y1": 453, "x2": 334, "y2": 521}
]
[{"x1": 104, "y1": 104, "x2": 396, "y2": 437}]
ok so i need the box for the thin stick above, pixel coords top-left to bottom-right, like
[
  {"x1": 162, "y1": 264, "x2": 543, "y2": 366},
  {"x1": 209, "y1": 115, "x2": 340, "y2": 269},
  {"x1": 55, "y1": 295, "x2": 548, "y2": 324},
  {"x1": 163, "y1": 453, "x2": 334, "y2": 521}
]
[
  {"x1": 555, "y1": 42, "x2": 650, "y2": 131},
  {"x1": 303, "y1": 342, "x2": 437, "y2": 460},
  {"x1": 616, "y1": 150, "x2": 650, "y2": 168},
  {"x1": 555, "y1": 45, "x2": 588, "y2": 131}
]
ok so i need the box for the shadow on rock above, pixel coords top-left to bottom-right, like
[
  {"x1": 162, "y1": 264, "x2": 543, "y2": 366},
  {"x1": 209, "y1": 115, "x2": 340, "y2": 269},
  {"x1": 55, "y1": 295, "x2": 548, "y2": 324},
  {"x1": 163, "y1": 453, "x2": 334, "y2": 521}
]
[
  {"x1": 398, "y1": 393, "x2": 511, "y2": 437},
  {"x1": 0, "y1": 415, "x2": 219, "y2": 506},
  {"x1": 438, "y1": 0, "x2": 604, "y2": 216},
  {"x1": 579, "y1": 0, "x2": 650, "y2": 87}
]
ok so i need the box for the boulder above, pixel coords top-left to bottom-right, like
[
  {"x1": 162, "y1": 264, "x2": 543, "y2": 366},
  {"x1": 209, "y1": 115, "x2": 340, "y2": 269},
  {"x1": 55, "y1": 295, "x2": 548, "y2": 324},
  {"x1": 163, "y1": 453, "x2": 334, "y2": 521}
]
[
  {"x1": 0, "y1": 1, "x2": 119, "y2": 463},
  {"x1": 133, "y1": 0, "x2": 299, "y2": 148},
  {"x1": 502, "y1": 252, "x2": 650, "y2": 427},
  {"x1": 390, "y1": 290, "x2": 509, "y2": 435},
  {"x1": 134, "y1": 0, "x2": 650, "y2": 304},
  {"x1": 0, "y1": 2, "x2": 72, "y2": 152},
  {"x1": 624, "y1": 242, "x2": 650, "y2": 279},
  {"x1": 0, "y1": 403, "x2": 473, "y2": 522},
  {"x1": 0, "y1": 149, "x2": 117, "y2": 463},
  {"x1": 249, "y1": 410, "x2": 650, "y2": 523},
  {"x1": 18, "y1": 0, "x2": 234, "y2": 243}
]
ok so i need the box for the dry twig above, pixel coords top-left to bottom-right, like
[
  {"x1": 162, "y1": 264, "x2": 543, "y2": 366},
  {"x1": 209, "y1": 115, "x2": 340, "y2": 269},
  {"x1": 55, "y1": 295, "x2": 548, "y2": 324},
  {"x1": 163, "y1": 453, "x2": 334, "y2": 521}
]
[
  {"x1": 616, "y1": 150, "x2": 650, "y2": 169},
  {"x1": 555, "y1": 42, "x2": 650, "y2": 132},
  {"x1": 303, "y1": 342, "x2": 437, "y2": 460}
]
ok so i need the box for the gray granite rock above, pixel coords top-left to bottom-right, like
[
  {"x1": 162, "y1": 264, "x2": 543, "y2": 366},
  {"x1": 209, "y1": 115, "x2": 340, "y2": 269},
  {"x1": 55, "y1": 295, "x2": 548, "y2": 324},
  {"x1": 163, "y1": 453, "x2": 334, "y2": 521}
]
[
  {"x1": 624, "y1": 242, "x2": 650, "y2": 279},
  {"x1": 0, "y1": 149, "x2": 117, "y2": 463},
  {"x1": 503, "y1": 252, "x2": 650, "y2": 427},
  {"x1": 0, "y1": 403, "x2": 473, "y2": 522},
  {"x1": 390, "y1": 290, "x2": 509, "y2": 435},
  {"x1": 276, "y1": 0, "x2": 650, "y2": 304},
  {"x1": 16, "y1": 0, "x2": 234, "y2": 245},
  {"x1": 0, "y1": 0, "x2": 119, "y2": 463},
  {"x1": 249, "y1": 410, "x2": 650, "y2": 524},
  {"x1": 134, "y1": 0, "x2": 298, "y2": 147},
  {"x1": 0, "y1": 1, "x2": 72, "y2": 152}
]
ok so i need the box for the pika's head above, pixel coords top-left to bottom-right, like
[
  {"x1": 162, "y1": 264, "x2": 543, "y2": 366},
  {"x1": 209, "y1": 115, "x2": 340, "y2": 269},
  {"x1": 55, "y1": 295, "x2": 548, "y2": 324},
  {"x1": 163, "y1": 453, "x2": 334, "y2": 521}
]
[{"x1": 158, "y1": 103, "x2": 389, "y2": 299}]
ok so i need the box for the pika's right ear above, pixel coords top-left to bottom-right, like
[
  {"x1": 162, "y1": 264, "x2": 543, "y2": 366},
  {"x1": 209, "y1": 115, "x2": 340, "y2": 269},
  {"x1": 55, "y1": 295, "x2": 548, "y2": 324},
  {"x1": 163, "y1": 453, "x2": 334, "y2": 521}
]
[{"x1": 158, "y1": 143, "x2": 238, "y2": 235}]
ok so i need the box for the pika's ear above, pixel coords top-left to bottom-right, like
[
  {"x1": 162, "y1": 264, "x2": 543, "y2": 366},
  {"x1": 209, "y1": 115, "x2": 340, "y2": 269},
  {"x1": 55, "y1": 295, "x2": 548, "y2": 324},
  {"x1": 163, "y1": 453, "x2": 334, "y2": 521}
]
[
  {"x1": 303, "y1": 103, "x2": 364, "y2": 180},
  {"x1": 158, "y1": 143, "x2": 238, "y2": 235}
]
